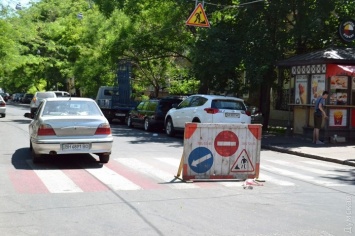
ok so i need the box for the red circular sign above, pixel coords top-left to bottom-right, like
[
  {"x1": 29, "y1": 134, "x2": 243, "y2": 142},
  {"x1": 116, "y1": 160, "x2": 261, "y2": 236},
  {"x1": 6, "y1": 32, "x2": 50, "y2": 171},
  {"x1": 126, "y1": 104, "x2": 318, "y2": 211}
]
[{"x1": 214, "y1": 131, "x2": 239, "y2": 157}]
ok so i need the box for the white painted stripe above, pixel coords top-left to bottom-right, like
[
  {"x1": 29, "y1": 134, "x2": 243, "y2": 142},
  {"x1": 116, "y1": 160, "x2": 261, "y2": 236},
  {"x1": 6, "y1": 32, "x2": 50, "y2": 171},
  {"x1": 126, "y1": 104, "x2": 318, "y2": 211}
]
[
  {"x1": 302, "y1": 160, "x2": 351, "y2": 169},
  {"x1": 258, "y1": 174, "x2": 295, "y2": 186},
  {"x1": 267, "y1": 160, "x2": 330, "y2": 175},
  {"x1": 261, "y1": 164, "x2": 346, "y2": 186},
  {"x1": 217, "y1": 141, "x2": 236, "y2": 146},
  {"x1": 155, "y1": 158, "x2": 181, "y2": 167},
  {"x1": 115, "y1": 158, "x2": 199, "y2": 189},
  {"x1": 85, "y1": 166, "x2": 141, "y2": 191},
  {"x1": 219, "y1": 182, "x2": 244, "y2": 187},
  {"x1": 27, "y1": 160, "x2": 83, "y2": 193}
]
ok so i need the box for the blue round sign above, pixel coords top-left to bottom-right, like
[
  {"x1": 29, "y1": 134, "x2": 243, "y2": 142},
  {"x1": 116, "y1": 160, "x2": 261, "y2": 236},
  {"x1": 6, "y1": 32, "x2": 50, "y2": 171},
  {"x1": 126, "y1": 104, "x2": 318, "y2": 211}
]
[{"x1": 188, "y1": 147, "x2": 214, "y2": 173}]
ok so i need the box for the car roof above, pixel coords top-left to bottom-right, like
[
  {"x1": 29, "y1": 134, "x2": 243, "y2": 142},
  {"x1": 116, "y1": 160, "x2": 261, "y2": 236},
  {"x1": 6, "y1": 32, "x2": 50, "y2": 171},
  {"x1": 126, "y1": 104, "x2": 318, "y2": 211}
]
[
  {"x1": 45, "y1": 97, "x2": 94, "y2": 102},
  {"x1": 189, "y1": 94, "x2": 244, "y2": 101},
  {"x1": 35, "y1": 91, "x2": 55, "y2": 95}
]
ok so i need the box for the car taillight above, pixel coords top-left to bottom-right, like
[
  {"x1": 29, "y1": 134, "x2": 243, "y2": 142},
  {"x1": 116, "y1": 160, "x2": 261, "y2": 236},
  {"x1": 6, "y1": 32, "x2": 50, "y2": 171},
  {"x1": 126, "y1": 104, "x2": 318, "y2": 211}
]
[
  {"x1": 37, "y1": 124, "x2": 56, "y2": 136},
  {"x1": 0, "y1": 101, "x2": 5, "y2": 107},
  {"x1": 95, "y1": 123, "x2": 111, "y2": 135},
  {"x1": 245, "y1": 110, "x2": 251, "y2": 116},
  {"x1": 204, "y1": 108, "x2": 219, "y2": 114}
]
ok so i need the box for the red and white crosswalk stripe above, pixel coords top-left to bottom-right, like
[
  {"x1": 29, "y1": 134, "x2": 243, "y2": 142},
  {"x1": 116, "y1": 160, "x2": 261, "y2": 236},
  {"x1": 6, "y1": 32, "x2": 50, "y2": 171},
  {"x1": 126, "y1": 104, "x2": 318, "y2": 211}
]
[{"x1": 7, "y1": 157, "x2": 351, "y2": 194}]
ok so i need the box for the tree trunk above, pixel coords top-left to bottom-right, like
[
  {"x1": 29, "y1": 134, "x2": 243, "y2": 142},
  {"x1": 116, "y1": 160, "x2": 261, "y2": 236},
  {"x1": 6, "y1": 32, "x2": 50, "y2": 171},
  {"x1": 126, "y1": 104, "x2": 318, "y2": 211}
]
[{"x1": 259, "y1": 67, "x2": 274, "y2": 129}]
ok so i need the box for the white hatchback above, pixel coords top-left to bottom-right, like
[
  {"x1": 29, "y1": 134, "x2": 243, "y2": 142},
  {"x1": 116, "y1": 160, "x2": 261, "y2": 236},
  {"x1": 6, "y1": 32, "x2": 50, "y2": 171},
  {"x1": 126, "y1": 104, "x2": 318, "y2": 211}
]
[{"x1": 164, "y1": 94, "x2": 251, "y2": 136}]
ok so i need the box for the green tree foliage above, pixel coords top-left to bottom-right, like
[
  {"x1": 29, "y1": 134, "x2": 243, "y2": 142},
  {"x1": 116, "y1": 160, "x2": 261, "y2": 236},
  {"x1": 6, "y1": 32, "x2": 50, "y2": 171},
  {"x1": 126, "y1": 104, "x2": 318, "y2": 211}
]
[{"x1": 1, "y1": 0, "x2": 355, "y2": 127}]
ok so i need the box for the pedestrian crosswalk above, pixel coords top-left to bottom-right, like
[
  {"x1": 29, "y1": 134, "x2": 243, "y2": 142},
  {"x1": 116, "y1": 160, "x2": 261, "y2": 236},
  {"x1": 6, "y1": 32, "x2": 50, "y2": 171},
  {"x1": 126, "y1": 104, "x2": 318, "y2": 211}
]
[{"x1": 8, "y1": 156, "x2": 355, "y2": 194}]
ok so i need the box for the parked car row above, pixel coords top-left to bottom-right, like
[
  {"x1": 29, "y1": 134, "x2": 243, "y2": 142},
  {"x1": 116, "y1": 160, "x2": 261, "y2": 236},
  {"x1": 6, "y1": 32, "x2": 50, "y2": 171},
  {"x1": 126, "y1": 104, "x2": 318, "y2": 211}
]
[
  {"x1": 127, "y1": 96, "x2": 184, "y2": 131},
  {"x1": 11, "y1": 93, "x2": 33, "y2": 103},
  {"x1": 126, "y1": 94, "x2": 255, "y2": 136},
  {"x1": 0, "y1": 92, "x2": 10, "y2": 102},
  {"x1": 12, "y1": 93, "x2": 24, "y2": 102}
]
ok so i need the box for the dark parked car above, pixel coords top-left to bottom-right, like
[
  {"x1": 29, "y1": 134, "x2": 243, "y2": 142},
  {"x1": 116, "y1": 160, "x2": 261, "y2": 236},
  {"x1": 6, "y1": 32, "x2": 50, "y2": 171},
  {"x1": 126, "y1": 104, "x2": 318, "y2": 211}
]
[
  {"x1": 21, "y1": 93, "x2": 34, "y2": 104},
  {"x1": 0, "y1": 93, "x2": 10, "y2": 102},
  {"x1": 12, "y1": 93, "x2": 24, "y2": 102},
  {"x1": 127, "y1": 96, "x2": 184, "y2": 132}
]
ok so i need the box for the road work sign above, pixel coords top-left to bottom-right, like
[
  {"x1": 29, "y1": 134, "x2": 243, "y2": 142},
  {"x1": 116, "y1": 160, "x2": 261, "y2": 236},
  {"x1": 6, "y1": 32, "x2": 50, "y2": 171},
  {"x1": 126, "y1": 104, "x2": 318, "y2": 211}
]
[
  {"x1": 179, "y1": 123, "x2": 261, "y2": 181},
  {"x1": 186, "y1": 3, "x2": 210, "y2": 28}
]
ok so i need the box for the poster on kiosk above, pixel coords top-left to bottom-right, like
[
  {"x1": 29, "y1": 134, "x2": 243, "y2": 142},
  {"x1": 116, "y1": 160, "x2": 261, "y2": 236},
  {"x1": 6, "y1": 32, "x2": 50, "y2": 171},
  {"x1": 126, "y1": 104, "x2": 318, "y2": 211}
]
[{"x1": 326, "y1": 64, "x2": 355, "y2": 128}]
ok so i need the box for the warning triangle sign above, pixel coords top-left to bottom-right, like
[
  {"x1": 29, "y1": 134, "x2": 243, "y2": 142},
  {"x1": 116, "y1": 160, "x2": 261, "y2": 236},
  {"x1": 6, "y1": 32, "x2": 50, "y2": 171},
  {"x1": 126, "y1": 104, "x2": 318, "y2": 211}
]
[
  {"x1": 230, "y1": 149, "x2": 255, "y2": 173},
  {"x1": 186, "y1": 3, "x2": 210, "y2": 28}
]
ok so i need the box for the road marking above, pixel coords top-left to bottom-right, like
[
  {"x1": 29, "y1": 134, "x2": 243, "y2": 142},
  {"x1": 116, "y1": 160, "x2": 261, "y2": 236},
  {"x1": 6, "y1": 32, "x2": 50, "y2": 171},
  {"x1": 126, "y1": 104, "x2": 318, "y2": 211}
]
[
  {"x1": 303, "y1": 160, "x2": 354, "y2": 169},
  {"x1": 155, "y1": 158, "x2": 181, "y2": 167},
  {"x1": 266, "y1": 160, "x2": 331, "y2": 175},
  {"x1": 258, "y1": 173, "x2": 295, "y2": 186},
  {"x1": 261, "y1": 164, "x2": 346, "y2": 186},
  {"x1": 85, "y1": 165, "x2": 142, "y2": 191},
  {"x1": 115, "y1": 158, "x2": 199, "y2": 189},
  {"x1": 27, "y1": 160, "x2": 83, "y2": 193}
]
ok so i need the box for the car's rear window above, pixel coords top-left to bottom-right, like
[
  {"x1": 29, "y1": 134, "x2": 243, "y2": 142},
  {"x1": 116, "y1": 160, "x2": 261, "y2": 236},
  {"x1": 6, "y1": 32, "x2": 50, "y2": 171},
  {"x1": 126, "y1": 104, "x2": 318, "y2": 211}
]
[
  {"x1": 37, "y1": 92, "x2": 55, "y2": 98},
  {"x1": 211, "y1": 99, "x2": 246, "y2": 110},
  {"x1": 42, "y1": 101, "x2": 102, "y2": 116}
]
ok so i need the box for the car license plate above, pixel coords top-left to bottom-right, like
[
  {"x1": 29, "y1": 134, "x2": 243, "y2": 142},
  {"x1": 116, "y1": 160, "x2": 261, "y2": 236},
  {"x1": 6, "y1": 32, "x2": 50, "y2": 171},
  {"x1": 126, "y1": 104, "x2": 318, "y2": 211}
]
[
  {"x1": 225, "y1": 113, "x2": 240, "y2": 118},
  {"x1": 62, "y1": 143, "x2": 90, "y2": 151},
  {"x1": 115, "y1": 113, "x2": 126, "y2": 117}
]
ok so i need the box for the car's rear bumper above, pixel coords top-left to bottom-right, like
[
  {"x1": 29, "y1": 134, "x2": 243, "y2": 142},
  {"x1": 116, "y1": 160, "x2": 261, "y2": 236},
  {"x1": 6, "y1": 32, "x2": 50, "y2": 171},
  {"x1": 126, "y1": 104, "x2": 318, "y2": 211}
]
[
  {"x1": 0, "y1": 107, "x2": 6, "y2": 114},
  {"x1": 31, "y1": 137, "x2": 113, "y2": 155}
]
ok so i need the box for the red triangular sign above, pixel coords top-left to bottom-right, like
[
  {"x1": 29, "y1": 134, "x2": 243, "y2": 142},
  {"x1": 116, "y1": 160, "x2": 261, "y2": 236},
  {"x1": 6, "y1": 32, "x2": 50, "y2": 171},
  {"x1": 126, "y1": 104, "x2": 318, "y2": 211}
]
[{"x1": 230, "y1": 149, "x2": 255, "y2": 173}]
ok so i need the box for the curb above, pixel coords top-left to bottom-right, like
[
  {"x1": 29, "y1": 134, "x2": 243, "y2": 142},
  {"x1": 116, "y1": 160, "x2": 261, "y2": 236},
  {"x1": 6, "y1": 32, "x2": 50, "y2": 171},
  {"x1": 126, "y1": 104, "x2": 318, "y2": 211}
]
[{"x1": 261, "y1": 144, "x2": 355, "y2": 167}]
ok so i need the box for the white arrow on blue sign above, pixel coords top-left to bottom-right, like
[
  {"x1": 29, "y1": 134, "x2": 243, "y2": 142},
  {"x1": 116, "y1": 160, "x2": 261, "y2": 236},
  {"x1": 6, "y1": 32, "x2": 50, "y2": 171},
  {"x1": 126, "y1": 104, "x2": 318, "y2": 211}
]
[{"x1": 188, "y1": 147, "x2": 214, "y2": 174}]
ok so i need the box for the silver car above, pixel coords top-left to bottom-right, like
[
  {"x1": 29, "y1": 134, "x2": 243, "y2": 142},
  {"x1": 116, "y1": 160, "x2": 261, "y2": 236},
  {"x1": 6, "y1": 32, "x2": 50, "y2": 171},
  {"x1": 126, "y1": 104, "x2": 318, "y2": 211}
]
[{"x1": 28, "y1": 97, "x2": 113, "y2": 163}]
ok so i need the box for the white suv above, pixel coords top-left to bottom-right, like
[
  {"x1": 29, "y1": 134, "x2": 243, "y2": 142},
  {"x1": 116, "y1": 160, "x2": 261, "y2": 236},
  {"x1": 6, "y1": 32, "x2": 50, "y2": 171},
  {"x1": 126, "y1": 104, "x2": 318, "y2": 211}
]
[{"x1": 164, "y1": 94, "x2": 251, "y2": 136}]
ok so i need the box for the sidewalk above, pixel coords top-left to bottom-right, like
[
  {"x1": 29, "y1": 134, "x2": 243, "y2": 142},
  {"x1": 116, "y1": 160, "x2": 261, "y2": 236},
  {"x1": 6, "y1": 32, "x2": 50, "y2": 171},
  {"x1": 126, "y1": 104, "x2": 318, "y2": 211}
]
[{"x1": 261, "y1": 133, "x2": 355, "y2": 167}]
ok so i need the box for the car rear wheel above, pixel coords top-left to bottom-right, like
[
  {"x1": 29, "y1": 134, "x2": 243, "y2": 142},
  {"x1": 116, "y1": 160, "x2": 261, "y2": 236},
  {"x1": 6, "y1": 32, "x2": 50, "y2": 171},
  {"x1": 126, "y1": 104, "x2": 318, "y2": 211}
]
[
  {"x1": 127, "y1": 116, "x2": 133, "y2": 128},
  {"x1": 144, "y1": 118, "x2": 151, "y2": 131},
  {"x1": 99, "y1": 154, "x2": 110, "y2": 163},
  {"x1": 165, "y1": 118, "x2": 175, "y2": 137}
]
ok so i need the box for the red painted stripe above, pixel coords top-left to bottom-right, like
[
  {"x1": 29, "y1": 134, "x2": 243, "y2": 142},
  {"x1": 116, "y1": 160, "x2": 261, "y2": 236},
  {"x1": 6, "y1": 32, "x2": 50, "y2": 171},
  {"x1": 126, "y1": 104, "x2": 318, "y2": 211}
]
[
  {"x1": 62, "y1": 169, "x2": 109, "y2": 192},
  {"x1": 105, "y1": 161, "x2": 165, "y2": 190},
  {"x1": 8, "y1": 169, "x2": 49, "y2": 194}
]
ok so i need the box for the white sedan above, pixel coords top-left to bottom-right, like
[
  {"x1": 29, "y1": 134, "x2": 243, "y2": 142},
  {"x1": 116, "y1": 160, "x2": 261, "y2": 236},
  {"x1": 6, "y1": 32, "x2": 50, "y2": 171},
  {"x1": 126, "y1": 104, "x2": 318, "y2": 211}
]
[
  {"x1": 0, "y1": 95, "x2": 6, "y2": 118},
  {"x1": 28, "y1": 97, "x2": 113, "y2": 163}
]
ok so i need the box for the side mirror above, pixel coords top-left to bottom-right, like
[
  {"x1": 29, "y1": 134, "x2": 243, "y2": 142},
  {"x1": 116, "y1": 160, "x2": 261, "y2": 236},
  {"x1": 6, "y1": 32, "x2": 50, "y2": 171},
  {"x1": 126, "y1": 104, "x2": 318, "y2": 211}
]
[{"x1": 24, "y1": 112, "x2": 32, "y2": 119}]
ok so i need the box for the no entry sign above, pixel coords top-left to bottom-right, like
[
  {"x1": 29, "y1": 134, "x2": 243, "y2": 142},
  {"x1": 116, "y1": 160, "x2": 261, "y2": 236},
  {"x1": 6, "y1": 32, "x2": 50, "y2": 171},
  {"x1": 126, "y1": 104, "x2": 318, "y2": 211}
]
[{"x1": 214, "y1": 131, "x2": 239, "y2": 157}]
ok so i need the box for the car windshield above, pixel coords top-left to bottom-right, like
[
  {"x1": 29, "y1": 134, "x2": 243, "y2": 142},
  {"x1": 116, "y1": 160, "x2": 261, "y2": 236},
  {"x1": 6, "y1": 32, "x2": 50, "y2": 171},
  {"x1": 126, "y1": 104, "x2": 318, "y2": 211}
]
[{"x1": 42, "y1": 100, "x2": 102, "y2": 116}]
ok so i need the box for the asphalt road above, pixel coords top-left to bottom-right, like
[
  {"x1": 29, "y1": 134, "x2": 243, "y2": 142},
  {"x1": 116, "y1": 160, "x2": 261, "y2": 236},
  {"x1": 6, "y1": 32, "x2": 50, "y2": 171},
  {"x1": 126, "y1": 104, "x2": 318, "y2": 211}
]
[{"x1": 0, "y1": 104, "x2": 354, "y2": 236}]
